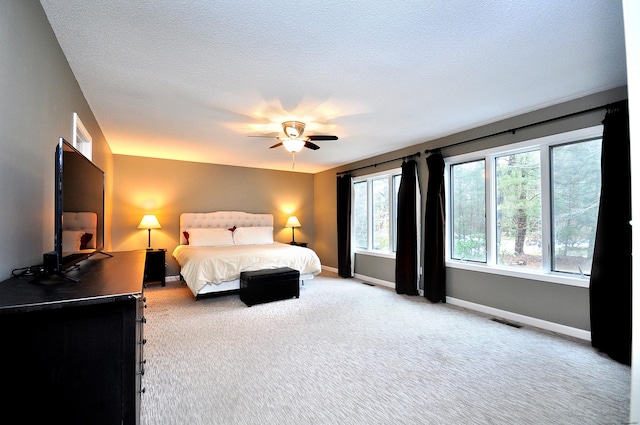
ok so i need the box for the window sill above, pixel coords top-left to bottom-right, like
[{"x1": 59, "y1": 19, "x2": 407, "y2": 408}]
[
  {"x1": 446, "y1": 260, "x2": 589, "y2": 288},
  {"x1": 354, "y1": 249, "x2": 397, "y2": 260}
]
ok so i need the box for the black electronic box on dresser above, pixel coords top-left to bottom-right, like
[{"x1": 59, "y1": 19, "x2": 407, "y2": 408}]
[{"x1": 0, "y1": 250, "x2": 147, "y2": 425}]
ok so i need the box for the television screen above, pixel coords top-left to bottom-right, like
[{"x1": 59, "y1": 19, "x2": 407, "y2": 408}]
[{"x1": 45, "y1": 138, "x2": 105, "y2": 277}]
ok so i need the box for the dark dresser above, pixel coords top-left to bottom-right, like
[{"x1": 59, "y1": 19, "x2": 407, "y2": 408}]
[{"x1": 0, "y1": 250, "x2": 146, "y2": 425}]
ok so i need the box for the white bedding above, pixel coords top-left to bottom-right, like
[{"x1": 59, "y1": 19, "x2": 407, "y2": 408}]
[{"x1": 173, "y1": 242, "x2": 322, "y2": 297}]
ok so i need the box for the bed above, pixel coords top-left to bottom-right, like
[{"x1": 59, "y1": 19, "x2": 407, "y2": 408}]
[{"x1": 172, "y1": 211, "x2": 322, "y2": 298}]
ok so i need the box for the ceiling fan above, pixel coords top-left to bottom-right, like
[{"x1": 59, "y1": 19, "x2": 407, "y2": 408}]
[{"x1": 251, "y1": 121, "x2": 339, "y2": 153}]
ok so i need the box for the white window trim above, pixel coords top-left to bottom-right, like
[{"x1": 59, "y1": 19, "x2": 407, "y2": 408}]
[
  {"x1": 72, "y1": 112, "x2": 93, "y2": 160},
  {"x1": 353, "y1": 167, "x2": 402, "y2": 258},
  {"x1": 445, "y1": 125, "x2": 603, "y2": 288}
]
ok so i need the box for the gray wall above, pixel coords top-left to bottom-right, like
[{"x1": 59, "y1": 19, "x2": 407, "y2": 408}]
[
  {"x1": 0, "y1": 0, "x2": 112, "y2": 280},
  {"x1": 314, "y1": 86, "x2": 628, "y2": 331}
]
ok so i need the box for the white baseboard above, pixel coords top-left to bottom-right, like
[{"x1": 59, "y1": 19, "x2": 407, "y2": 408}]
[
  {"x1": 321, "y1": 266, "x2": 396, "y2": 291},
  {"x1": 446, "y1": 297, "x2": 591, "y2": 341},
  {"x1": 354, "y1": 273, "x2": 395, "y2": 289},
  {"x1": 321, "y1": 267, "x2": 395, "y2": 289},
  {"x1": 321, "y1": 265, "x2": 338, "y2": 274}
]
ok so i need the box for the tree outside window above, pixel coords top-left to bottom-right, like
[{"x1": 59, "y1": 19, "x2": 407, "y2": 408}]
[
  {"x1": 495, "y1": 150, "x2": 541, "y2": 269},
  {"x1": 551, "y1": 139, "x2": 601, "y2": 275},
  {"x1": 447, "y1": 126, "x2": 602, "y2": 279},
  {"x1": 353, "y1": 170, "x2": 401, "y2": 254},
  {"x1": 451, "y1": 160, "x2": 486, "y2": 262}
]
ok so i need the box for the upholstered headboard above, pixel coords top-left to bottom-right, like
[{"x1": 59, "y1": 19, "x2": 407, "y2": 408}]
[
  {"x1": 179, "y1": 211, "x2": 273, "y2": 245},
  {"x1": 62, "y1": 212, "x2": 97, "y2": 249}
]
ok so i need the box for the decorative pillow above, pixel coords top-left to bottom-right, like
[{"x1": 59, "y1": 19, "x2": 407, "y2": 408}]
[
  {"x1": 183, "y1": 231, "x2": 190, "y2": 245},
  {"x1": 62, "y1": 230, "x2": 84, "y2": 252},
  {"x1": 187, "y1": 228, "x2": 234, "y2": 247},
  {"x1": 80, "y1": 233, "x2": 93, "y2": 249},
  {"x1": 232, "y1": 226, "x2": 274, "y2": 245}
]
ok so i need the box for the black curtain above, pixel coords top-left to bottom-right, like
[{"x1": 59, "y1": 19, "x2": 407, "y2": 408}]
[
  {"x1": 589, "y1": 101, "x2": 631, "y2": 365},
  {"x1": 395, "y1": 159, "x2": 419, "y2": 295},
  {"x1": 337, "y1": 174, "x2": 353, "y2": 278},
  {"x1": 424, "y1": 152, "x2": 446, "y2": 303}
]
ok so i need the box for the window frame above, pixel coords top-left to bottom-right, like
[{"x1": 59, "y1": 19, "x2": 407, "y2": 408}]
[
  {"x1": 444, "y1": 125, "x2": 603, "y2": 288},
  {"x1": 72, "y1": 112, "x2": 93, "y2": 160},
  {"x1": 352, "y1": 167, "x2": 402, "y2": 258}
]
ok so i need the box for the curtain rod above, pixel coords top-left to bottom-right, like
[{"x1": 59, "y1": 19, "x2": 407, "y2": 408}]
[
  {"x1": 424, "y1": 101, "x2": 623, "y2": 155},
  {"x1": 336, "y1": 151, "x2": 421, "y2": 176}
]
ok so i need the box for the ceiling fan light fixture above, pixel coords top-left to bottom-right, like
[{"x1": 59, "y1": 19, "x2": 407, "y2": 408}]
[
  {"x1": 282, "y1": 121, "x2": 305, "y2": 139},
  {"x1": 282, "y1": 138, "x2": 305, "y2": 153}
]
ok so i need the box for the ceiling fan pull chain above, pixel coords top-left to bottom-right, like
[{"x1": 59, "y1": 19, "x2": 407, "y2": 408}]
[{"x1": 291, "y1": 152, "x2": 296, "y2": 170}]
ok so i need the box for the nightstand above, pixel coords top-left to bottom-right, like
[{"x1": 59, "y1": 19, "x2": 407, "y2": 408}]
[
  {"x1": 144, "y1": 248, "x2": 166, "y2": 286},
  {"x1": 289, "y1": 242, "x2": 308, "y2": 247}
]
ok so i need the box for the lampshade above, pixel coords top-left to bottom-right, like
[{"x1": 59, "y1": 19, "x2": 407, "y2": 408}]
[
  {"x1": 138, "y1": 214, "x2": 161, "y2": 229},
  {"x1": 285, "y1": 216, "x2": 301, "y2": 228},
  {"x1": 282, "y1": 138, "x2": 306, "y2": 153}
]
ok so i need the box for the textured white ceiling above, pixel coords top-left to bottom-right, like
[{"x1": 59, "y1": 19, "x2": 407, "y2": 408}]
[{"x1": 39, "y1": 0, "x2": 627, "y2": 173}]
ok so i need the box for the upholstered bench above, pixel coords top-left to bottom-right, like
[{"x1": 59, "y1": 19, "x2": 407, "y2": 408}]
[{"x1": 239, "y1": 267, "x2": 300, "y2": 306}]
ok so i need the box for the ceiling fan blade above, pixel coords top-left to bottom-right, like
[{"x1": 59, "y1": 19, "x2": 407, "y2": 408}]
[
  {"x1": 308, "y1": 135, "x2": 338, "y2": 141},
  {"x1": 304, "y1": 141, "x2": 320, "y2": 150},
  {"x1": 269, "y1": 142, "x2": 283, "y2": 149}
]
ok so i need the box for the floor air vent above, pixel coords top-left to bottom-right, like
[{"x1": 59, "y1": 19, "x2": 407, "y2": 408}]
[{"x1": 491, "y1": 318, "x2": 522, "y2": 328}]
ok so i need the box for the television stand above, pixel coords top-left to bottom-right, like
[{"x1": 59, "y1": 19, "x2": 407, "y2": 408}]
[
  {"x1": 36, "y1": 251, "x2": 116, "y2": 284},
  {"x1": 92, "y1": 250, "x2": 114, "y2": 258},
  {"x1": 34, "y1": 270, "x2": 81, "y2": 284}
]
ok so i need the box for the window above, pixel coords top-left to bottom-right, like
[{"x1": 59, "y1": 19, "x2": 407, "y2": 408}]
[
  {"x1": 353, "y1": 169, "x2": 402, "y2": 255},
  {"x1": 446, "y1": 126, "x2": 603, "y2": 286},
  {"x1": 451, "y1": 160, "x2": 486, "y2": 262},
  {"x1": 550, "y1": 139, "x2": 602, "y2": 274},
  {"x1": 73, "y1": 112, "x2": 92, "y2": 160},
  {"x1": 495, "y1": 150, "x2": 541, "y2": 268}
]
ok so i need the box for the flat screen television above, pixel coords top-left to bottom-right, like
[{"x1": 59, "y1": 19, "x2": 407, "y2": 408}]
[{"x1": 43, "y1": 137, "x2": 106, "y2": 280}]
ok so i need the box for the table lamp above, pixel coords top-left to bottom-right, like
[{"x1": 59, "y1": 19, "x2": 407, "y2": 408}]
[
  {"x1": 138, "y1": 214, "x2": 161, "y2": 249},
  {"x1": 285, "y1": 216, "x2": 301, "y2": 243}
]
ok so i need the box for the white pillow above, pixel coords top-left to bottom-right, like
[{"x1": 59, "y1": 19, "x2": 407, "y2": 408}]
[
  {"x1": 232, "y1": 226, "x2": 274, "y2": 245},
  {"x1": 62, "y1": 230, "x2": 84, "y2": 252},
  {"x1": 187, "y1": 228, "x2": 234, "y2": 247}
]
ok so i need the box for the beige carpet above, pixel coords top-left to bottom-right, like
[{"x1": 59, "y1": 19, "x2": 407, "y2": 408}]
[{"x1": 140, "y1": 272, "x2": 630, "y2": 424}]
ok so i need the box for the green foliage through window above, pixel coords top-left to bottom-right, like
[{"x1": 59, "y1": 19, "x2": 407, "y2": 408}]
[
  {"x1": 451, "y1": 160, "x2": 486, "y2": 261},
  {"x1": 353, "y1": 170, "x2": 402, "y2": 254},
  {"x1": 447, "y1": 126, "x2": 602, "y2": 278}
]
